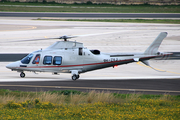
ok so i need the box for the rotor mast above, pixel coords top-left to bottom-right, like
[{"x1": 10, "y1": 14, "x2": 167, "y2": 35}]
[{"x1": 59, "y1": 35, "x2": 76, "y2": 41}]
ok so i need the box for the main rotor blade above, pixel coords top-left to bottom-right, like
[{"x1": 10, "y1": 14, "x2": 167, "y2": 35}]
[
  {"x1": 10, "y1": 35, "x2": 77, "y2": 42},
  {"x1": 75, "y1": 31, "x2": 121, "y2": 37},
  {"x1": 12, "y1": 37, "x2": 60, "y2": 42},
  {"x1": 4, "y1": 31, "x2": 122, "y2": 43}
]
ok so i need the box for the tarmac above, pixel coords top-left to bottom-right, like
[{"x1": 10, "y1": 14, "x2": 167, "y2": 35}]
[{"x1": 0, "y1": 17, "x2": 180, "y2": 94}]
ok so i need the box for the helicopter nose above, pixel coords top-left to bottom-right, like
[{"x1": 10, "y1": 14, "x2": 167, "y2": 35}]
[{"x1": 6, "y1": 61, "x2": 20, "y2": 69}]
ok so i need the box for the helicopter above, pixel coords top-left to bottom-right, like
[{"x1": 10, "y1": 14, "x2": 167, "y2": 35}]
[{"x1": 6, "y1": 32, "x2": 172, "y2": 80}]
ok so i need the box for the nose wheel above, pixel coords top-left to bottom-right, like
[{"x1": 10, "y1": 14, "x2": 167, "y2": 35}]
[{"x1": 20, "y1": 72, "x2": 25, "y2": 78}]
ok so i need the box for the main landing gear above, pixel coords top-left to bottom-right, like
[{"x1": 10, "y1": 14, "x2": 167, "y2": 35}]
[
  {"x1": 20, "y1": 72, "x2": 25, "y2": 78},
  {"x1": 71, "y1": 70, "x2": 80, "y2": 81},
  {"x1": 72, "y1": 74, "x2": 80, "y2": 81}
]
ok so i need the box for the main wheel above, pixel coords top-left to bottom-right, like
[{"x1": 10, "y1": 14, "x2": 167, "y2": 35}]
[
  {"x1": 20, "y1": 72, "x2": 25, "y2": 78},
  {"x1": 72, "y1": 74, "x2": 77, "y2": 81},
  {"x1": 77, "y1": 75, "x2": 80, "y2": 79}
]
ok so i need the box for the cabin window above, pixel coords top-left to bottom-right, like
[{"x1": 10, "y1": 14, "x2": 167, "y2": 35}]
[
  {"x1": 53, "y1": 56, "x2": 62, "y2": 65},
  {"x1": 21, "y1": 53, "x2": 34, "y2": 64},
  {"x1": 43, "y1": 56, "x2": 52, "y2": 65},
  {"x1": 32, "y1": 54, "x2": 40, "y2": 64}
]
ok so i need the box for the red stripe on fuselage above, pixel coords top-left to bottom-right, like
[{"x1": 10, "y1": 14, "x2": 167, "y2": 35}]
[{"x1": 26, "y1": 59, "x2": 132, "y2": 68}]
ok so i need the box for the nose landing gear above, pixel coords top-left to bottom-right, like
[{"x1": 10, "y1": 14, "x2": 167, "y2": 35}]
[{"x1": 20, "y1": 72, "x2": 25, "y2": 78}]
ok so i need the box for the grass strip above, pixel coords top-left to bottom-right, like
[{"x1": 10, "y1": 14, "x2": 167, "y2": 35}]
[
  {"x1": 1, "y1": 100, "x2": 179, "y2": 119},
  {"x1": 36, "y1": 18, "x2": 180, "y2": 24},
  {"x1": 0, "y1": 89, "x2": 180, "y2": 104},
  {"x1": 0, "y1": 89, "x2": 179, "y2": 119},
  {"x1": 0, "y1": 2, "x2": 180, "y2": 13}
]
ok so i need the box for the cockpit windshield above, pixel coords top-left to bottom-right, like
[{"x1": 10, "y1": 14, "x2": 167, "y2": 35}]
[{"x1": 21, "y1": 53, "x2": 34, "y2": 64}]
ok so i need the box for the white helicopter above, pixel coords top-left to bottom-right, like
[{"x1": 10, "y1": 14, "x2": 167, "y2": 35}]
[{"x1": 6, "y1": 32, "x2": 172, "y2": 80}]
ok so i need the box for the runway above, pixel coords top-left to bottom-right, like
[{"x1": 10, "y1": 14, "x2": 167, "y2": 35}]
[
  {"x1": 1, "y1": 12, "x2": 180, "y2": 19},
  {"x1": 0, "y1": 79, "x2": 180, "y2": 95},
  {"x1": 0, "y1": 15, "x2": 180, "y2": 95}
]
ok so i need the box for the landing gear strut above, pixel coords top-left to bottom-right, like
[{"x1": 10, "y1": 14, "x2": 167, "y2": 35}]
[{"x1": 20, "y1": 72, "x2": 25, "y2": 78}]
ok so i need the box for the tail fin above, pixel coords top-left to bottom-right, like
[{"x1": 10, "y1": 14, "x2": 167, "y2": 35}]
[{"x1": 144, "y1": 32, "x2": 167, "y2": 55}]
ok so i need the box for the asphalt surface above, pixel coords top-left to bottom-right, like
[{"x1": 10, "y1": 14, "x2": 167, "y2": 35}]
[
  {"x1": 1, "y1": 12, "x2": 180, "y2": 19},
  {"x1": 0, "y1": 54, "x2": 27, "y2": 62},
  {"x1": 0, "y1": 79, "x2": 180, "y2": 95}
]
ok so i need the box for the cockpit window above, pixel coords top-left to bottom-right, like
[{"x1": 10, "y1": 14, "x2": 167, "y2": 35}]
[
  {"x1": 21, "y1": 53, "x2": 34, "y2": 64},
  {"x1": 32, "y1": 54, "x2": 40, "y2": 64}
]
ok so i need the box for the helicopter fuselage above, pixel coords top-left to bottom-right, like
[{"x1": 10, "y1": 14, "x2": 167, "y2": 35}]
[
  {"x1": 7, "y1": 46, "x2": 145, "y2": 73},
  {"x1": 6, "y1": 32, "x2": 172, "y2": 80}
]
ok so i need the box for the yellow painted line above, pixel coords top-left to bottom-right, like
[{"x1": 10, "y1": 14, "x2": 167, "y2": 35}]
[
  {"x1": 0, "y1": 26, "x2": 37, "y2": 32},
  {"x1": 165, "y1": 70, "x2": 180, "y2": 75},
  {"x1": 136, "y1": 61, "x2": 180, "y2": 75},
  {"x1": 0, "y1": 84, "x2": 179, "y2": 93},
  {"x1": 19, "y1": 26, "x2": 37, "y2": 31}
]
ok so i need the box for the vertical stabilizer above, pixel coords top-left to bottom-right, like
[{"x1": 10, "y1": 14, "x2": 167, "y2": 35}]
[{"x1": 144, "y1": 32, "x2": 167, "y2": 55}]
